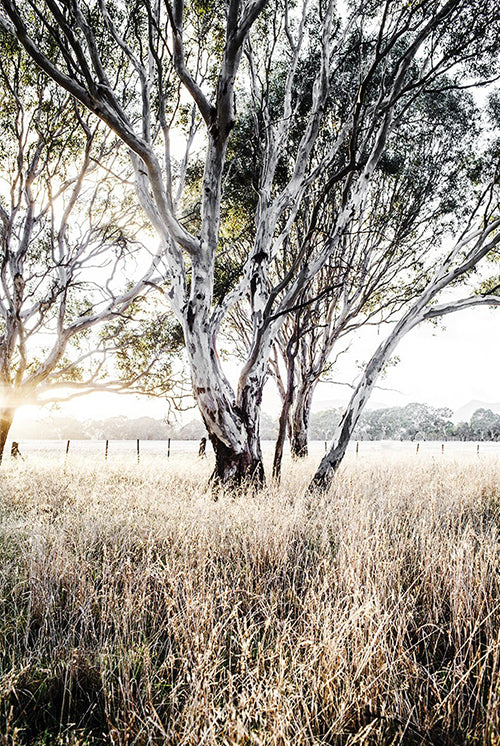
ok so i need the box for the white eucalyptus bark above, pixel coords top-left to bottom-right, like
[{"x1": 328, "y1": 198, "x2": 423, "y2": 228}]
[
  {"x1": 179, "y1": 3, "x2": 268, "y2": 484},
  {"x1": 0, "y1": 56, "x2": 168, "y2": 430},
  {"x1": 4, "y1": 0, "x2": 499, "y2": 489},
  {"x1": 309, "y1": 308, "x2": 423, "y2": 490},
  {"x1": 308, "y1": 284, "x2": 500, "y2": 492}
]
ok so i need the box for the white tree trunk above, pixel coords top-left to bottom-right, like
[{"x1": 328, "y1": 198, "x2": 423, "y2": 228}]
[
  {"x1": 185, "y1": 306, "x2": 265, "y2": 485},
  {"x1": 309, "y1": 309, "x2": 422, "y2": 491}
]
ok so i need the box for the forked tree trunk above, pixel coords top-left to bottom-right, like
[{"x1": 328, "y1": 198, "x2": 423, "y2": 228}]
[
  {"x1": 0, "y1": 408, "x2": 14, "y2": 466},
  {"x1": 185, "y1": 310, "x2": 265, "y2": 487},
  {"x1": 206, "y1": 375, "x2": 265, "y2": 487}
]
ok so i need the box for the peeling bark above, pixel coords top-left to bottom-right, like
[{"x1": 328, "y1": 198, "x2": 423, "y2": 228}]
[
  {"x1": 307, "y1": 212, "x2": 500, "y2": 495},
  {"x1": 237, "y1": 391, "x2": 265, "y2": 487},
  {"x1": 309, "y1": 411, "x2": 353, "y2": 492},
  {"x1": 308, "y1": 313, "x2": 421, "y2": 492},
  {"x1": 186, "y1": 312, "x2": 265, "y2": 487},
  {"x1": 5, "y1": 0, "x2": 500, "y2": 498},
  {"x1": 209, "y1": 433, "x2": 264, "y2": 488},
  {"x1": 308, "y1": 299, "x2": 428, "y2": 492}
]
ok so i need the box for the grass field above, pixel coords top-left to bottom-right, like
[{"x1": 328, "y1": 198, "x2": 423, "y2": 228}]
[{"x1": 0, "y1": 453, "x2": 499, "y2": 745}]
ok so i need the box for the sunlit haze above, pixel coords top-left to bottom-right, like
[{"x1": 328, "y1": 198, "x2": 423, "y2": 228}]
[{"x1": 13, "y1": 305, "x2": 499, "y2": 430}]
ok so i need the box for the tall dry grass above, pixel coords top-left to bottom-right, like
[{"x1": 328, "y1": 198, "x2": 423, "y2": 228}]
[{"x1": 0, "y1": 453, "x2": 499, "y2": 745}]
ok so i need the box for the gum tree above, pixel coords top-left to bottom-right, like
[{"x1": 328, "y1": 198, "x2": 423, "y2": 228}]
[
  {"x1": 224, "y1": 72, "x2": 495, "y2": 475},
  {"x1": 310, "y1": 186, "x2": 500, "y2": 490},
  {"x1": 0, "y1": 37, "x2": 164, "y2": 462},
  {"x1": 3, "y1": 0, "x2": 500, "y2": 483},
  {"x1": 268, "y1": 83, "x2": 481, "y2": 465}
]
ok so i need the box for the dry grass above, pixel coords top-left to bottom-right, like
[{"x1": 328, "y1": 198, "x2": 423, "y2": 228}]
[{"x1": 0, "y1": 453, "x2": 499, "y2": 745}]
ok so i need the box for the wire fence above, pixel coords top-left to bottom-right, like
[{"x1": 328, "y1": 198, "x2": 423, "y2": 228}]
[{"x1": 5, "y1": 438, "x2": 500, "y2": 465}]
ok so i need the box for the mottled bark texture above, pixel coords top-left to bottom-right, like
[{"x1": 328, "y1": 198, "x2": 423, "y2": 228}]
[
  {"x1": 5, "y1": 0, "x2": 500, "y2": 493},
  {"x1": 209, "y1": 434, "x2": 264, "y2": 488},
  {"x1": 290, "y1": 383, "x2": 315, "y2": 459},
  {"x1": 308, "y1": 311, "x2": 419, "y2": 493},
  {"x1": 187, "y1": 310, "x2": 265, "y2": 486}
]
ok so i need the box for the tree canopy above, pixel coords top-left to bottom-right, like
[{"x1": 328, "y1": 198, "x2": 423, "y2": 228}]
[
  {"x1": 0, "y1": 33, "x2": 180, "y2": 461},
  {"x1": 1, "y1": 0, "x2": 500, "y2": 487}
]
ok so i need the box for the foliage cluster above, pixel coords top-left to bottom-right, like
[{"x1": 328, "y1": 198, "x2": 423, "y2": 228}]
[{"x1": 310, "y1": 404, "x2": 500, "y2": 442}]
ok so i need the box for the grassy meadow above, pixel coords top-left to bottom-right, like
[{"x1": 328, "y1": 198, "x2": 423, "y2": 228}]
[{"x1": 0, "y1": 452, "x2": 499, "y2": 745}]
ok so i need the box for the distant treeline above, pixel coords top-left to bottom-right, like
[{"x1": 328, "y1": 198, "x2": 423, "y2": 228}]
[
  {"x1": 10, "y1": 404, "x2": 500, "y2": 442},
  {"x1": 11, "y1": 415, "x2": 198, "y2": 441},
  {"x1": 310, "y1": 404, "x2": 500, "y2": 442},
  {"x1": 11, "y1": 413, "x2": 278, "y2": 442}
]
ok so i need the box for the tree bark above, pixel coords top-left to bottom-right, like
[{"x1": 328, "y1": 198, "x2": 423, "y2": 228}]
[
  {"x1": 236, "y1": 355, "x2": 266, "y2": 487},
  {"x1": 272, "y1": 395, "x2": 291, "y2": 480},
  {"x1": 308, "y1": 311, "x2": 422, "y2": 493},
  {"x1": 0, "y1": 408, "x2": 14, "y2": 465},
  {"x1": 185, "y1": 309, "x2": 265, "y2": 487},
  {"x1": 290, "y1": 381, "x2": 315, "y2": 459},
  {"x1": 272, "y1": 355, "x2": 295, "y2": 480},
  {"x1": 209, "y1": 432, "x2": 264, "y2": 487}
]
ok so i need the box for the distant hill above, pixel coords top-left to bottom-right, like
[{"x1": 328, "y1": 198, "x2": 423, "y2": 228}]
[
  {"x1": 11, "y1": 414, "x2": 171, "y2": 441},
  {"x1": 453, "y1": 400, "x2": 500, "y2": 423}
]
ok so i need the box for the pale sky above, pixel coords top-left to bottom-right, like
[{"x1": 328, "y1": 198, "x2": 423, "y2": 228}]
[
  {"x1": 15, "y1": 303, "x2": 499, "y2": 427},
  {"x1": 310, "y1": 306, "x2": 500, "y2": 414}
]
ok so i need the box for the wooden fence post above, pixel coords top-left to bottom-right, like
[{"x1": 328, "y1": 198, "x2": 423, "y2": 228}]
[
  {"x1": 356, "y1": 441, "x2": 359, "y2": 457},
  {"x1": 167, "y1": 438, "x2": 171, "y2": 458},
  {"x1": 416, "y1": 442, "x2": 419, "y2": 455},
  {"x1": 65, "y1": 440, "x2": 70, "y2": 460},
  {"x1": 136, "y1": 439, "x2": 140, "y2": 464},
  {"x1": 105, "y1": 440, "x2": 109, "y2": 461}
]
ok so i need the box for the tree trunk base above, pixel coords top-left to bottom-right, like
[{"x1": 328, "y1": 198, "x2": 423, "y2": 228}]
[
  {"x1": 307, "y1": 444, "x2": 346, "y2": 494},
  {"x1": 209, "y1": 435, "x2": 265, "y2": 491},
  {"x1": 291, "y1": 435, "x2": 308, "y2": 459}
]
